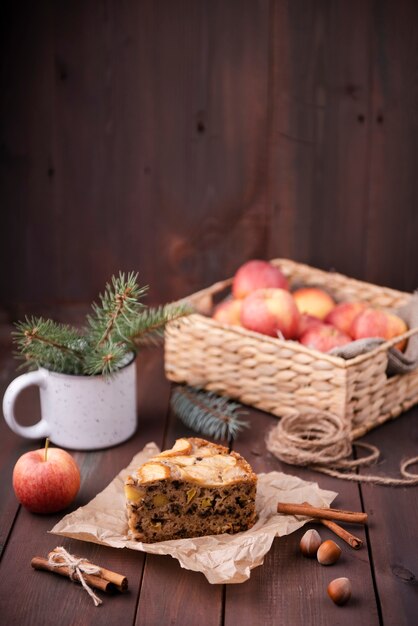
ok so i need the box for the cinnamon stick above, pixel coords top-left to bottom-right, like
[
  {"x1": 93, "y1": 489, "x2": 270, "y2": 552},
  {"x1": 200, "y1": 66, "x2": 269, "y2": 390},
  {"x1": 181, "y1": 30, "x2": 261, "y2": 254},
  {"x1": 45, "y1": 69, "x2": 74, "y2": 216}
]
[
  {"x1": 31, "y1": 557, "x2": 116, "y2": 593},
  {"x1": 319, "y1": 519, "x2": 363, "y2": 549},
  {"x1": 277, "y1": 502, "x2": 368, "y2": 524},
  {"x1": 48, "y1": 549, "x2": 128, "y2": 592}
]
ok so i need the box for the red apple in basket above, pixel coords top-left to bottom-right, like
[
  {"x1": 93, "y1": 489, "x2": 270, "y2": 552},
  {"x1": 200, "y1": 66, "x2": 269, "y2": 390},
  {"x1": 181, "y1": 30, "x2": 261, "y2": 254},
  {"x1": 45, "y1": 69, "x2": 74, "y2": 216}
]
[
  {"x1": 350, "y1": 308, "x2": 408, "y2": 351},
  {"x1": 12, "y1": 439, "x2": 80, "y2": 514},
  {"x1": 240, "y1": 288, "x2": 300, "y2": 339},
  {"x1": 297, "y1": 313, "x2": 323, "y2": 338},
  {"x1": 292, "y1": 287, "x2": 336, "y2": 320},
  {"x1": 299, "y1": 323, "x2": 352, "y2": 353},
  {"x1": 325, "y1": 301, "x2": 367, "y2": 335},
  {"x1": 212, "y1": 298, "x2": 242, "y2": 326},
  {"x1": 232, "y1": 260, "x2": 289, "y2": 299}
]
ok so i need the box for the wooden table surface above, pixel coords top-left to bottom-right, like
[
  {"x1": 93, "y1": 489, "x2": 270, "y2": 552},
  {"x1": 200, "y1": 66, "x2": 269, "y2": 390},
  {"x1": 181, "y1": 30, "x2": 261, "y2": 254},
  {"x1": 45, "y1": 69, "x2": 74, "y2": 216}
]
[{"x1": 0, "y1": 336, "x2": 417, "y2": 626}]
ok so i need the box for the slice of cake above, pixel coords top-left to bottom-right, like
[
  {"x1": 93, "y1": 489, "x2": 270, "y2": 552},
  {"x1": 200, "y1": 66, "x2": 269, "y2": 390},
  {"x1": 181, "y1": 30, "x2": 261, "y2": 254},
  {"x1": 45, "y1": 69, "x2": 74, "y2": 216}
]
[{"x1": 125, "y1": 437, "x2": 257, "y2": 542}]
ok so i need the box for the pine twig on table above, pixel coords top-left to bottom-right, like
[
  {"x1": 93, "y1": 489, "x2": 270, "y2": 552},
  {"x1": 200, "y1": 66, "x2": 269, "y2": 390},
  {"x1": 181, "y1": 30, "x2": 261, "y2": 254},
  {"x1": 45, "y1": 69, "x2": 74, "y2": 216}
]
[{"x1": 170, "y1": 385, "x2": 249, "y2": 441}]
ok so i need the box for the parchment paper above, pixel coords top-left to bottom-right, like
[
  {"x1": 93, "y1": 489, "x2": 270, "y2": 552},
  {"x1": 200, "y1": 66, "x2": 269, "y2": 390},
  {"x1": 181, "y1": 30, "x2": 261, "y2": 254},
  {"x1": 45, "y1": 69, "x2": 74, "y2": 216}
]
[{"x1": 50, "y1": 443, "x2": 337, "y2": 584}]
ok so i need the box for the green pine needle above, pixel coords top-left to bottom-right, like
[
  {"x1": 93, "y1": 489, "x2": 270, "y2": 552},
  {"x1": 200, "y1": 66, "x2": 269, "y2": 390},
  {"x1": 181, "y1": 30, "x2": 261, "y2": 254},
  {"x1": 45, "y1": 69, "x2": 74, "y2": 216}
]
[
  {"x1": 87, "y1": 271, "x2": 148, "y2": 347},
  {"x1": 13, "y1": 317, "x2": 84, "y2": 374},
  {"x1": 170, "y1": 385, "x2": 249, "y2": 441},
  {"x1": 131, "y1": 302, "x2": 194, "y2": 347},
  {"x1": 83, "y1": 341, "x2": 133, "y2": 376}
]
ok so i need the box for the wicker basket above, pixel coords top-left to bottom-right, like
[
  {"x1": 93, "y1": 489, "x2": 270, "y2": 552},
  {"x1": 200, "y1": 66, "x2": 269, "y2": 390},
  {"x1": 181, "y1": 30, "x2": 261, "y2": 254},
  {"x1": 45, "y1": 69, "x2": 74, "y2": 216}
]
[{"x1": 164, "y1": 259, "x2": 418, "y2": 439}]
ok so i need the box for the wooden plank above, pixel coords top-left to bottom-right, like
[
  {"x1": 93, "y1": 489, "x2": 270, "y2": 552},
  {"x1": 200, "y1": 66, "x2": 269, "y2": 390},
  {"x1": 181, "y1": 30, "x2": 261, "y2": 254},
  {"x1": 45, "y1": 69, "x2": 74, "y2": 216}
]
[
  {"x1": 0, "y1": 329, "x2": 52, "y2": 560},
  {"x1": 308, "y1": 0, "x2": 372, "y2": 281},
  {"x1": 364, "y1": 0, "x2": 418, "y2": 291},
  {"x1": 51, "y1": 0, "x2": 129, "y2": 304},
  {"x1": 137, "y1": 554, "x2": 223, "y2": 626},
  {"x1": 267, "y1": 0, "x2": 372, "y2": 282},
  {"x1": 358, "y1": 406, "x2": 418, "y2": 626},
  {"x1": 0, "y1": 348, "x2": 171, "y2": 625},
  {"x1": 0, "y1": 347, "x2": 35, "y2": 560},
  {"x1": 135, "y1": 392, "x2": 224, "y2": 626},
  {"x1": 0, "y1": 1, "x2": 57, "y2": 313},
  {"x1": 1, "y1": 0, "x2": 418, "y2": 310},
  {"x1": 2, "y1": 0, "x2": 418, "y2": 308},
  {"x1": 266, "y1": 0, "x2": 317, "y2": 264},
  {"x1": 1, "y1": 0, "x2": 270, "y2": 308},
  {"x1": 226, "y1": 406, "x2": 379, "y2": 626},
  {"x1": 105, "y1": 0, "x2": 270, "y2": 302}
]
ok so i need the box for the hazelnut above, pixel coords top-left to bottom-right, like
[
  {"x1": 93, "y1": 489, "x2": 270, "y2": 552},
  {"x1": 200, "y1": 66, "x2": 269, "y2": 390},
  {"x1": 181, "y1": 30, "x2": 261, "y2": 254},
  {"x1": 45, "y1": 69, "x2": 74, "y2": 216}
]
[
  {"x1": 299, "y1": 529, "x2": 322, "y2": 557},
  {"x1": 317, "y1": 539, "x2": 342, "y2": 565},
  {"x1": 327, "y1": 577, "x2": 352, "y2": 606}
]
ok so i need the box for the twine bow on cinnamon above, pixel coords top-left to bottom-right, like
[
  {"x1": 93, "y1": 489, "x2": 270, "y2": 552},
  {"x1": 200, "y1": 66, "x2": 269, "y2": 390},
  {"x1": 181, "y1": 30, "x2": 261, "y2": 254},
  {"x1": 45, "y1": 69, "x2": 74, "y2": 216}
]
[
  {"x1": 31, "y1": 548, "x2": 128, "y2": 605},
  {"x1": 48, "y1": 547, "x2": 103, "y2": 606},
  {"x1": 266, "y1": 410, "x2": 418, "y2": 487}
]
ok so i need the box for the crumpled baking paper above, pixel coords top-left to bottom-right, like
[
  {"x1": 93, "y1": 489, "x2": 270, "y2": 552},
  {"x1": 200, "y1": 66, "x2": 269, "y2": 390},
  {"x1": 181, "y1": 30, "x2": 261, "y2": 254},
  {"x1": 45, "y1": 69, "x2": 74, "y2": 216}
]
[{"x1": 50, "y1": 443, "x2": 337, "y2": 584}]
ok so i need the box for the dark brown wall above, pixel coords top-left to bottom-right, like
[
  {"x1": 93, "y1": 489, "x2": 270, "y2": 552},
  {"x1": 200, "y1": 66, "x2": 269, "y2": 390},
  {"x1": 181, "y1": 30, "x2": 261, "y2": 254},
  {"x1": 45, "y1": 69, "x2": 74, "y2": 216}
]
[{"x1": 1, "y1": 0, "x2": 417, "y2": 316}]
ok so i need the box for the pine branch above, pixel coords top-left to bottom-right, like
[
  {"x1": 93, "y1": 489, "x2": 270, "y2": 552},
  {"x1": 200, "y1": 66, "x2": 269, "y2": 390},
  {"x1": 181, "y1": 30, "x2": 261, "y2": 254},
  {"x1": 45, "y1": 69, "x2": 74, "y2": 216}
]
[
  {"x1": 87, "y1": 272, "x2": 148, "y2": 347},
  {"x1": 13, "y1": 317, "x2": 85, "y2": 374},
  {"x1": 170, "y1": 385, "x2": 249, "y2": 441},
  {"x1": 83, "y1": 341, "x2": 133, "y2": 376},
  {"x1": 131, "y1": 302, "x2": 194, "y2": 347},
  {"x1": 13, "y1": 273, "x2": 192, "y2": 376}
]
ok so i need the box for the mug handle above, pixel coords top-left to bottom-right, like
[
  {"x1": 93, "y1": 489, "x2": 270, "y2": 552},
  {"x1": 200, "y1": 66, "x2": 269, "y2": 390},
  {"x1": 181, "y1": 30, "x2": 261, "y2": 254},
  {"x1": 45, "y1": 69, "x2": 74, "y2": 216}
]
[{"x1": 2, "y1": 370, "x2": 50, "y2": 439}]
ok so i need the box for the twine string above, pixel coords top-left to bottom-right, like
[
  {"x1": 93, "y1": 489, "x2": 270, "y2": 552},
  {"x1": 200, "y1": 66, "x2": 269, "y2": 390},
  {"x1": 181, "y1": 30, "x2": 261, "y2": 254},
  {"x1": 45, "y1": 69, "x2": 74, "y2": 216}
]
[
  {"x1": 266, "y1": 411, "x2": 418, "y2": 487},
  {"x1": 48, "y1": 547, "x2": 103, "y2": 606}
]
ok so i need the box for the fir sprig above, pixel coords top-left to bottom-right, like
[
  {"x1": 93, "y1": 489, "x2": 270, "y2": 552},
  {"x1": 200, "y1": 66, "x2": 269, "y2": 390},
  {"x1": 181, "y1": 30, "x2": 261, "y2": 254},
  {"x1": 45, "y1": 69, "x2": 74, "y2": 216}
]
[
  {"x1": 13, "y1": 317, "x2": 84, "y2": 374},
  {"x1": 87, "y1": 272, "x2": 148, "y2": 346},
  {"x1": 83, "y1": 341, "x2": 132, "y2": 376},
  {"x1": 130, "y1": 303, "x2": 194, "y2": 347},
  {"x1": 13, "y1": 273, "x2": 191, "y2": 376},
  {"x1": 170, "y1": 385, "x2": 249, "y2": 441}
]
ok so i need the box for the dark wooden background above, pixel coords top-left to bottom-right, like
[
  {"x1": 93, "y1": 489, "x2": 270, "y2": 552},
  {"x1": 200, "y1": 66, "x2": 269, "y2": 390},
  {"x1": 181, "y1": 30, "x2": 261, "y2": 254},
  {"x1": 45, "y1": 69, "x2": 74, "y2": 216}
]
[{"x1": 1, "y1": 0, "x2": 417, "y2": 318}]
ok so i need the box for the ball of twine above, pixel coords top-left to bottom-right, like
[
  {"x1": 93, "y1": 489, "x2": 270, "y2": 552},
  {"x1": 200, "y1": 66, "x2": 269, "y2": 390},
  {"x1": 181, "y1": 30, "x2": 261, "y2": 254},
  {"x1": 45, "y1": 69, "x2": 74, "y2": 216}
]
[
  {"x1": 266, "y1": 410, "x2": 418, "y2": 487},
  {"x1": 267, "y1": 411, "x2": 353, "y2": 466}
]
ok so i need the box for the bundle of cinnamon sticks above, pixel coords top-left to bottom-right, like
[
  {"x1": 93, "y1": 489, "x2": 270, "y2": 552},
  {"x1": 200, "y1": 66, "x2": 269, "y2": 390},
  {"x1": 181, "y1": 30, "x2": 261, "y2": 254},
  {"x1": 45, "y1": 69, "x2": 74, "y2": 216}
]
[
  {"x1": 276, "y1": 502, "x2": 367, "y2": 549},
  {"x1": 31, "y1": 548, "x2": 128, "y2": 594}
]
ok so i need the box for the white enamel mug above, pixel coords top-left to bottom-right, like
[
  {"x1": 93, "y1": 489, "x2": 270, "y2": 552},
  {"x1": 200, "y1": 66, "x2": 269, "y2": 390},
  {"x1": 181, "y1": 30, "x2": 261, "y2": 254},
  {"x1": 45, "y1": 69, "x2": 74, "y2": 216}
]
[{"x1": 2, "y1": 357, "x2": 137, "y2": 450}]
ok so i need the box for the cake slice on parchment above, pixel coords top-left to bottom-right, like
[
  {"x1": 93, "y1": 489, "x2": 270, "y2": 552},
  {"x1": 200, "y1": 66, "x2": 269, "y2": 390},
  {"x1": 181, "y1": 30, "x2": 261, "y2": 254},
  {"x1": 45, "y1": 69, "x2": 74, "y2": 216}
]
[{"x1": 124, "y1": 437, "x2": 257, "y2": 543}]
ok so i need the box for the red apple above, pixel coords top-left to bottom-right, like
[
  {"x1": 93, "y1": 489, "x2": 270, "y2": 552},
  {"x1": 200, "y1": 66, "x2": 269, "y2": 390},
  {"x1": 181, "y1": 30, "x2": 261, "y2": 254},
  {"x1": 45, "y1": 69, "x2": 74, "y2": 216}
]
[
  {"x1": 212, "y1": 298, "x2": 242, "y2": 326},
  {"x1": 292, "y1": 287, "x2": 336, "y2": 320},
  {"x1": 297, "y1": 313, "x2": 323, "y2": 338},
  {"x1": 299, "y1": 323, "x2": 352, "y2": 353},
  {"x1": 232, "y1": 260, "x2": 289, "y2": 299},
  {"x1": 240, "y1": 288, "x2": 300, "y2": 339},
  {"x1": 350, "y1": 308, "x2": 408, "y2": 351},
  {"x1": 12, "y1": 440, "x2": 81, "y2": 514},
  {"x1": 325, "y1": 301, "x2": 367, "y2": 335}
]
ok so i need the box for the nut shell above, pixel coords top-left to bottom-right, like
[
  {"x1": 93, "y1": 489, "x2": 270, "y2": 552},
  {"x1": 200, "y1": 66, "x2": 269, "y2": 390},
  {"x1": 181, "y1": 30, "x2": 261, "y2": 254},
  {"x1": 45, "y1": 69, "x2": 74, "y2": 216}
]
[
  {"x1": 317, "y1": 539, "x2": 342, "y2": 565},
  {"x1": 327, "y1": 577, "x2": 352, "y2": 606},
  {"x1": 299, "y1": 529, "x2": 322, "y2": 557}
]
